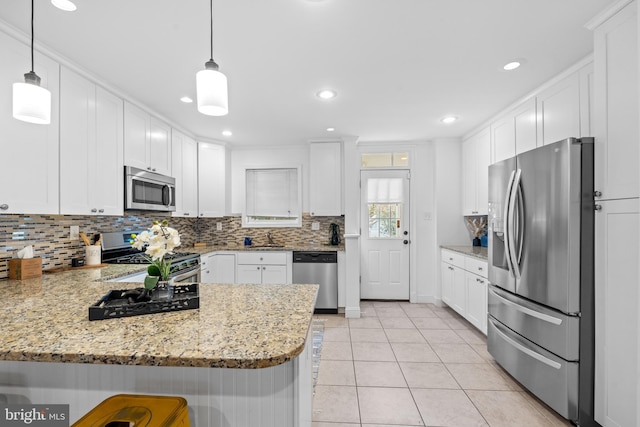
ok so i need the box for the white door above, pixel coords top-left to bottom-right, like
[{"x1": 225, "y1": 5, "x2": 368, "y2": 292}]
[{"x1": 360, "y1": 170, "x2": 410, "y2": 300}]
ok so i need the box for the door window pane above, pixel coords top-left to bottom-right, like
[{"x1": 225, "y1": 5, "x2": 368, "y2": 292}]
[{"x1": 368, "y1": 203, "x2": 401, "y2": 238}]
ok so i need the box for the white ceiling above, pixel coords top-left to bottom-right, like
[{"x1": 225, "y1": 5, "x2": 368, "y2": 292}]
[{"x1": 0, "y1": 0, "x2": 614, "y2": 146}]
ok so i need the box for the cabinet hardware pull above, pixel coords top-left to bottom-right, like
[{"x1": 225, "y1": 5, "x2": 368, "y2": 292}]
[
  {"x1": 594, "y1": 204, "x2": 602, "y2": 211},
  {"x1": 98, "y1": 209, "x2": 104, "y2": 213},
  {"x1": 0, "y1": 204, "x2": 8, "y2": 210},
  {"x1": 594, "y1": 190, "x2": 602, "y2": 198},
  {"x1": 184, "y1": 213, "x2": 190, "y2": 216},
  {"x1": 91, "y1": 208, "x2": 97, "y2": 213}
]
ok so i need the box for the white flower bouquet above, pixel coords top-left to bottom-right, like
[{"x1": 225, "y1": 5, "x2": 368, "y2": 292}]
[{"x1": 131, "y1": 220, "x2": 181, "y2": 290}]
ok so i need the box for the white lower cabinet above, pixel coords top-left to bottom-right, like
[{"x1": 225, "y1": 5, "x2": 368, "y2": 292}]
[
  {"x1": 594, "y1": 198, "x2": 640, "y2": 427},
  {"x1": 235, "y1": 252, "x2": 291, "y2": 284},
  {"x1": 441, "y1": 249, "x2": 488, "y2": 334},
  {"x1": 201, "y1": 252, "x2": 236, "y2": 284}
]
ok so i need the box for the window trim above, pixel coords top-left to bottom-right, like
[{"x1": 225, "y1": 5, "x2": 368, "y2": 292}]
[{"x1": 242, "y1": 165, "x2": 303, "y2": 228}]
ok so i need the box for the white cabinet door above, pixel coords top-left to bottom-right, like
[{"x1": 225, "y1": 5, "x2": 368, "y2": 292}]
[
  {"x1": 172, "y1": 131, "x2": 198, "y2": 217},
  {"x1": 124, "y1": 101, "x2": 171, "y2": 175},
  {"x1": 198, "y1": 142, "x2": 226, "y2": 217},
  {"x1": 200, "y1": 253, "x2": 216, "y2": 283},
  {"x1": 123, "y1": 101, "x2": 150, "y2": 171},
  {"x1": 594, "y1": 198, "x2": 639, "y2": 427},
  {"x1": 213, "y1": 254, "x2": 236, "y2": 284},
  {"x1": 441, "y1": 261, "x2": 455, "y2": 306},
  {"x1": 513, "y1": 97, "x2": 537, "y2": 155},
  {"x1": 461, "y1": 137, "x2": 477, "y2": 215},
  {"x1": 261, "y1": 265, "x2": 288, "y2": 285},
  {"x1": 537, "y1": 71, "x2": 581, "y2": 146},
  {"x1": 149, "y1": 117, "x2": 171, "y2": 176},
  {"x1": 236, "y1": 264, "x2": 262, "y2": 284},
  {"x1": 309, "y1": 141, "x2": 342, "y2": 216},
  {"x1": 491, "y1": 115, "x2": 515, "y2": 164},
  {"x1": 0, "y1": 32, "x2": 60, "y2": 215},
  {"x1": 463, "y1": 128, "x2": 491, "y2": 216},
  {"x1": 451, "y1": 265, "x2": 466, "y2": 317},
  {"x1": 60, "y1": 68, "x2": 123, "y2": 216},
  {"x1": 465, "y1": 271, "x2": 487, "y2": 334},
  {"x1": 593, "y1": 3, "x2": 639, "y2": 200},
  {"x1": 94, "y1": 86, "x2": 124, "y2": 215}
]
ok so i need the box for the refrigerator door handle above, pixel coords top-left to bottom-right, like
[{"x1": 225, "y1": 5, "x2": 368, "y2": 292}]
[
  {"x1": 503, "y1": 170, "x2": 517, "y2": 277},
  {"x1": 507, "y1": 168, "x2": 522, "y2": 280},
  {"x1": 490, "y1": 318, "x2": 562, "y2": 369},
  {"x1": 490, "y1": 287, "x2": 563, "y2": 325},
  {"x1": 515, "y1": 179, "x2": 525, "y2": 266}
]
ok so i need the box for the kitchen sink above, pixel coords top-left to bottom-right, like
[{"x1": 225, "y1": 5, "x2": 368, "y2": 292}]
[{"x1": 251, "y1": 244, "x2": 285, "y2": 249}]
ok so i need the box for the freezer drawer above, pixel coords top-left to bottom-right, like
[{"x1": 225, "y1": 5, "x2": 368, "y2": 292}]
[
  {"x1": 488, "y1": 285, "x2": 579, "y2": 360},
  {"x1": 488, "y1": 318, "x2": 579, "y2": 421}
]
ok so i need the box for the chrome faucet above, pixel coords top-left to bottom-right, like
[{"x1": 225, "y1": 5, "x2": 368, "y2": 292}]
[{"x1": 265, "y1": 232, "x2": 275, "y2": 245}]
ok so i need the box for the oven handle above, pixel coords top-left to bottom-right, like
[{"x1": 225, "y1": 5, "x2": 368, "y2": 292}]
[{"x1": 172, "y1": 266, "x2": 200, "y2": 283}]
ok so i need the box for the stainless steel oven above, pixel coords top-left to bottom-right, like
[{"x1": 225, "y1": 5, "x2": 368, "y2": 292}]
[
  {"x1": 125, "y1": 166, "x2": 176, "y2": 212},
  {"x1": 172, "y1": 264, "x2": 201, "y2": 283}
]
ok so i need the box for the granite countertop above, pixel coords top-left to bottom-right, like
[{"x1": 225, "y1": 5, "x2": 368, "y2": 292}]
[
  {"x1": 0, "y1": 266, "x2": 318, "y2": 369},
  {"x1": 441, "y1": 245, "x2": 488, "y2": 260},
  {"x1": 190, "y1": 244, "x2": 344, "y2": 255}
]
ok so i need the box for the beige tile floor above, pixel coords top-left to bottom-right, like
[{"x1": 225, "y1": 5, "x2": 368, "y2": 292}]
[{"x1": 312, "y1": 301, "x2": 573, "y2": 427}]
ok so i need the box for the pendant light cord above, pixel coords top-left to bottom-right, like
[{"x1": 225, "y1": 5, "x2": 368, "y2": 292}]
[
  {"x1": 30, "y1": 0, "x2": 35, "y2": 72},
  {"x1": 209, "y1": 0, "x2": 214, "y2": 61}
]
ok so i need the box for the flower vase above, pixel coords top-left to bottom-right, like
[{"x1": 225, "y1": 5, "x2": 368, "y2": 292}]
[{"x1": 152, "y1": 278, "x2": 175, "y2": 300}]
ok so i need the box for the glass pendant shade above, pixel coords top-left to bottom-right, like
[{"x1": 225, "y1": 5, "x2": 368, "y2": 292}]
[
  {"x1": 196, "y1": 64, "x2": 228, "y2": 116},
  {"x1": 13, "y1": 73, "x2": 51, "y2": 125}
]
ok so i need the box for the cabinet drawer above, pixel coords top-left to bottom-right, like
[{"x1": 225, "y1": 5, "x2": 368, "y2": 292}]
[
  {"x1": 465, "y1": 257, "x2": 488, "y2": 278},
  {"x1": 236, "y1": 252, "x2": 287, "y2": 265},
  {"x1": 441, "y1": 249, "x2": 465, "y2": 268}
]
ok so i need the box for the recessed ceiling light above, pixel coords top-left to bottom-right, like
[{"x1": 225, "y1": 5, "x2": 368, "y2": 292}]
[
  {"x1": 440, "y1": 116, "x2": 458, "y2": 124},
  {"x1": 503, "y1": 61, "x2": 522, "y2": 71},
  {"x1": 180, "y1": 96, "x2": 193, "y2": 103},
  {"x1": 326, "y1": 127, "x2": 335, "y2": 132},
  {"x1": 51, "y1": 0, "x2": 77, "y2": 11},
  {"x1": 222, "y1": 130, "x2": 232, "y2": 137},
  {"x1": 316, "y1": 89, "x2": 337, "y2": 100}
]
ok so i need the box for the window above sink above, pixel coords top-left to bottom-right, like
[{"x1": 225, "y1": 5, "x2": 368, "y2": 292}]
[{"x1": 243, "y1": 166, "x2": 302, "y2": 228}]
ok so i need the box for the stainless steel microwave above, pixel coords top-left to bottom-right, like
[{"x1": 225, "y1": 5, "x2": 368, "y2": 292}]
[{"x1": 125, "y1": 166, "x2": 176, "y2": 212}]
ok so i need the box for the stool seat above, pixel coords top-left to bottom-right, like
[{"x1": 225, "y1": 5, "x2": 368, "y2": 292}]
[{"x1": 72, "y1": 394, "x2": 189, "y2": 427}]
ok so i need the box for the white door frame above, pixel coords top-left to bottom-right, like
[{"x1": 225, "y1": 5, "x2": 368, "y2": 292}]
[{"x1": 360, "y1": 168, "x2": 411, "y2": 300}]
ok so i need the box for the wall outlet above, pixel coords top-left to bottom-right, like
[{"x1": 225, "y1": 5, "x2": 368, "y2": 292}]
[
  {"x1": 70, "y1": 226, "x2": 79, "y2": 240},
  {"x1": 311, "y1": 222, "x2": 320, "y2": 231},
  {"x1": 216, "y1": 222, "x2": 223, "y2": 231}
]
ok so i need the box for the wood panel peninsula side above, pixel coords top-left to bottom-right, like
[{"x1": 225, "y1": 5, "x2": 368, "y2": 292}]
[{"x1": 0, "y1": 266, "x2": 319, "y2": 427}]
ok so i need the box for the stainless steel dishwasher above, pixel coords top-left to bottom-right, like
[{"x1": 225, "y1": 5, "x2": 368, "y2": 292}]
[{"x1": 292, "y1": 251, "x2": 338, "y2": 314}]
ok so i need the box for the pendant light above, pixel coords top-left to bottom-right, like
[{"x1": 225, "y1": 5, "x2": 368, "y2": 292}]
[
  {"x1": 13, "y1": 0, "x2": 51, "y2": 125},
  {"x1": 196, "y1": 0, "x2": 228, "y2": 116}
]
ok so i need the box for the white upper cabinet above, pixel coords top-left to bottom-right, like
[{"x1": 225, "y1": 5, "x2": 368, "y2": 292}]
[
  {"x1": 462, "y1": 127, "x2": 490, "y2": 215},
  {"x1": 124, "y1": 101, "x2": 172, "y2": 176},
  {"x1": 491, "y1": 98, "x2": 537, "y2": 164},
  {"x1": 198, "y1": 142, "x2": 226, "y2": 217},
  {"x1": 171, "y1": 130, "x2": 198, "y2": 217},
  {"x1": 537, "y1": 70, "x2": 581, "y2": 146},
  {"x1": 593, "y1": 2, "x2": 639, "y2": 200},
  {"x1": 309, "y1": 141, "x2": 343, "y2": 216},
  {"x1": 60, "y1": 67, "x2": 124, "y2": 216},
  {"x1": 490, "y1": 115, "x2": 515, "y2": 163},
  {"x1": 0, "y1": 31, "x2": 60, "y2": 215}
]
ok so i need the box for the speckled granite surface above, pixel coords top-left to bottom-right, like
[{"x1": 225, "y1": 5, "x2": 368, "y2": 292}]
[
  {"x1": 189, "y1": 245, "x2": 344, "y2": 255},
  {"x1": 441, "y1": 245, "x2": 488, "y2": 260},
  {"x1": 0, "y1": 265, "x2": 318, "y2": 369}
]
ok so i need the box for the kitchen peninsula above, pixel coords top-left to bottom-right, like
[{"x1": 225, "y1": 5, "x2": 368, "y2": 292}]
[{"x1": 0, "y1": 266, "x2": 318, "y2": 426}]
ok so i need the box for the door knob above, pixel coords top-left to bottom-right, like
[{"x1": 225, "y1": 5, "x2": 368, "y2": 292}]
[
  {"x1": 403, "y1": 240, "x2": 409, "y2": 244},
  {"x1": 403, "y1": 231, "x2": 408, "y2": 235}
]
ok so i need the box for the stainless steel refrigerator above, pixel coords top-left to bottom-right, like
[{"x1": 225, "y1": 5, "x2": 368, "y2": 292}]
[{"x1": 487, "y1": 137, "x2": 598, "y2": 427}]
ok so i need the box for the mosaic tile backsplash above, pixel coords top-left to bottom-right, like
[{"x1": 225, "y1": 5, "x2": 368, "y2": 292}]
[{"x1": 0, "y1": 213, "x2": 344, "y2": 279}]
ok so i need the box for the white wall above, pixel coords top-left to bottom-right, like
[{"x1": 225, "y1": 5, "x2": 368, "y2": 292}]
[{"x1": 230, "y1": 145, "x2": 309, "y2": 215}]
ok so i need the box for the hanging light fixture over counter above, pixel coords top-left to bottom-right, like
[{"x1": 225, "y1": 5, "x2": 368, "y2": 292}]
[
  {"x1": 13, "y1": 0, "x2": 51, "y2": 125},
  {"x1": 196, "y1": 0, "x2": 228, "y2": 116}
]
